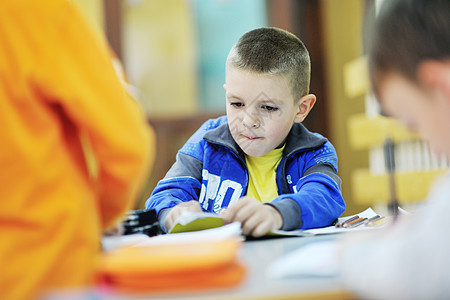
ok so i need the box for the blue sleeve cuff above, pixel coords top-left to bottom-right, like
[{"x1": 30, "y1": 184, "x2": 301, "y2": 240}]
[{"x1": 266, "y1": 198, "x2": 302, "y2": 230}]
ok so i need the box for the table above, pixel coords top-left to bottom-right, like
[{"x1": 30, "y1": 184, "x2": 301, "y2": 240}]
[{"x1": 107, "y1": 234, "x2": 355, "y2": 300}]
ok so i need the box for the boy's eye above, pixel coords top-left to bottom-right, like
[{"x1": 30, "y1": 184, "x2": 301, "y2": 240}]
[
  {"x1": 230, "y1": 102, "x2": 244, "y2": 108},
  {"x1": 261, "y1": 105, "x2": 278, "y2": 112}
]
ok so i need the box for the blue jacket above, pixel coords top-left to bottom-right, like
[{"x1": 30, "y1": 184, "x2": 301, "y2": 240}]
[{"x1": 146, "y1": 116, "x2": 345, "y2": 231}]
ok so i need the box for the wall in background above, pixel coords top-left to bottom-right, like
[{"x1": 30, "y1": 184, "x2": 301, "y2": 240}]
[
  {"x1": 122, "y1": 0, "x2": 197, "y2": 117},
  {"x1": 321, "y1": 0, "x2": 368, "y2": 215},
  {"x1": 193, "y1": 0, "x2": 267, "y2": 113}
]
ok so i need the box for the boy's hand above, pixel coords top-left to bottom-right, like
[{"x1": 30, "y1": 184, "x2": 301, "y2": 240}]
[
  {"x1": 165, "y1": 200, "x2": 202, "y2": 231},
  {"x1": 221, "y1": 196, "x2": 283, "y2": 237}
]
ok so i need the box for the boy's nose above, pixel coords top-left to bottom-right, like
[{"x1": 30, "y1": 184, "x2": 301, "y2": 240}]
[{"x1": 242, "y1": 110, "x2": 260, "y2": 129}]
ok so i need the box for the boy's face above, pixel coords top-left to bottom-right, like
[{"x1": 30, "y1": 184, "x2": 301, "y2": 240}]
[
  {"x1": 379, "y1": 71, "x2": 450, "y2": 155},
  {"x1": 224, "y1": 65, "x2": 312, "y2": 157}
]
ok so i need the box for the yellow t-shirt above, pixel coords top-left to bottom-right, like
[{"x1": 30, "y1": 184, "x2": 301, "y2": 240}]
[{"x1": 245, "y1": 145, "x2": 285, "y2": 202}]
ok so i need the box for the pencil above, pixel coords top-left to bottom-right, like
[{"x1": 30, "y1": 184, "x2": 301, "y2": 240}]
[
  {"x1": 367, "y1": 216, "x2": 388, "y2": 227},
  {"x1": 364, "y1": 215, "x2": 381, "y2": 225},
  {"x1": 342, "y1": 217, "x2": 367, "y2": 228},
  {"x1": 336, "y1": 215, "x2": 359, "y2": 228}
]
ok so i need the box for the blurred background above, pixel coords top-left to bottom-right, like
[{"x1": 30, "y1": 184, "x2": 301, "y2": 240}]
[{"x1": 73, "y1": 0, "x2": 448, "y2": 216}]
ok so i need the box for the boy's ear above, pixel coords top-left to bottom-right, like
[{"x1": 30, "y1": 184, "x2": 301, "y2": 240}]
[
  {"x1": 417, "y1": 60, "x2": 450, "y2": 99},
  {"x1": 223, "y1": 84, "x2": 227, "y2": 92},
  {"x1": 294, "y1": 94, "x2": 316, "y2": 123}
]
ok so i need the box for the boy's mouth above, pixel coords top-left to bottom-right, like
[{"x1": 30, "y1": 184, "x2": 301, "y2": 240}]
[{"x1": 242, "y1": 135, "x2": 261, "y2": 141}]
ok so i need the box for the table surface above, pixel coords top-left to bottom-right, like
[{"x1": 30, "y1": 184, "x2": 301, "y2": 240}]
[{"x1": 107, "y1": 234, "x2": 355, "y2": 300}]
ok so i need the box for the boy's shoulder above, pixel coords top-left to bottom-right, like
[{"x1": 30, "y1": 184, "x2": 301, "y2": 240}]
[
  {"x1": 286, "y1": 123, "x2": 328, "y2": 152},
  {"x1": 286, "y1": 124, "x2": 338, "y2": 167},
  {"x1": 191, "y1": 115, "x2": 228, "y2": 140},
  {"x1": 201, "y1": 115, "x2": 228, "y2": 130},
  {"x1": 179, "y1": 116, "x2": 230, "y2": 156}
]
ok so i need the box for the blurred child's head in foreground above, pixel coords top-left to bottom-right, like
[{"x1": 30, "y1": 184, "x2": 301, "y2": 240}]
[{"x1": 368, "y1": 0, "x2": 450, "y2": 155}]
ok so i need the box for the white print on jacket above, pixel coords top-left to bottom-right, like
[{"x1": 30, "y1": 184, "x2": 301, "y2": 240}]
[{"x1": 199, "y1": 169, "x2": 243, "y2": 213}]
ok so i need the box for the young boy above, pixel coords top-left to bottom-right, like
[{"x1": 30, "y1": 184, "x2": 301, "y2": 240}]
[
  {"x1": 0, "y1": 0, "x2": 154, "y2": 299},
  {"x1": 339, "y1": 0, "x2": 450, "y2": 298},
  {"x1": 146, "y1": 28, "x2": 345, "y2": 237}
]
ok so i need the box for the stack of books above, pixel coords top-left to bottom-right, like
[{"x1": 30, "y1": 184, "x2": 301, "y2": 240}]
[{"x1": 96, "y1": 223, "x2": 246, "y2": 296}]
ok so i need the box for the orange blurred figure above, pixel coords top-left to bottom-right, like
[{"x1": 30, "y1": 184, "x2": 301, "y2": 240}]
[{"x1": 0, "y1": 0, "x2": 155, "y2": 299}]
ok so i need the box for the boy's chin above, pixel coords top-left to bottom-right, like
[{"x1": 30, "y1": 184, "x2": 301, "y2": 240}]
[{"x1": 241, "y1": 146, "x2": 269, "y2": 157}]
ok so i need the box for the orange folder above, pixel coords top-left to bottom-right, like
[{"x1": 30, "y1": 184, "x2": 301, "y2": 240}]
[{"x1": 96, "y1": 238, "x2": 246, "y2": 295}]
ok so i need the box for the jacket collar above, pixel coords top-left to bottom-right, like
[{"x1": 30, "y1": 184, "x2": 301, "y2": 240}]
[
  {"x1": 203, "y1": 122, "x2": 245, "y2": 158},
  {"x1": 203, "y1": 118, "x2": 327, "y2": 158},
  {"x1": 284, "y1": 122, "x2": 327, "y2": 157}
]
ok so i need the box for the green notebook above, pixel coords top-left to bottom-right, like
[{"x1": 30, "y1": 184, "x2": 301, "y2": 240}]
[
  {"x1": 169, "y1": 212, "x2": 225, "y2": 234},
  {"x1": 168, "y1": 212, "x2": 312, "y2": 237}
]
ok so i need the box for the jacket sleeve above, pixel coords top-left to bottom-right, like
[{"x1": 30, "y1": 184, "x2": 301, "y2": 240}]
[
  {"x1": 145, "y1": 120, "x2": 213, "y2": 214},
  {"x1": 37, "y1": 1, "x2": 154, "y2": 229},
  {"x1": 145, "y1": 153, "x2": 203, "y2": 214},
  {"x1": 270, "y1": 141, "x2": 346, "y2": 230}
]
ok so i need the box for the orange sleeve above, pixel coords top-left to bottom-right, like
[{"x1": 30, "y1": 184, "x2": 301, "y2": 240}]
[{"x1": 36, "y1": 1, "x2": 155, "y2": 228}]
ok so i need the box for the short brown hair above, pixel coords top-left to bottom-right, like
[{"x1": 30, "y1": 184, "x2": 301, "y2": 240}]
[
  {"x1": 368, "y1": 0, "x2": 450, "y2": 97},
  {"x1": 226, "y1": 27, "x2": 311, "y2": 100}
]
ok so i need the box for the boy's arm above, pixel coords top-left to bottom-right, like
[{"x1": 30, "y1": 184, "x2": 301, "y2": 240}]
[
  {"x1": 146, "y1": 117, "x2": 227, "y2": 224},
  {"x1": 146, "y1": 152, "x2": 204, "y2": 232},
  {"x1": 145, "y1": 117, "x2": 222, "y2": 231},
  {"x1": 271, "y1": 142, "x2": 345, "y2": 230}
]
